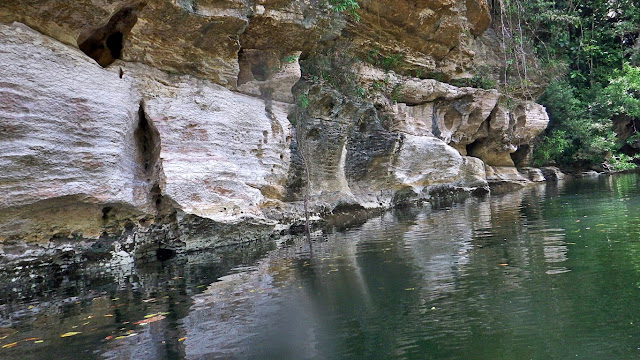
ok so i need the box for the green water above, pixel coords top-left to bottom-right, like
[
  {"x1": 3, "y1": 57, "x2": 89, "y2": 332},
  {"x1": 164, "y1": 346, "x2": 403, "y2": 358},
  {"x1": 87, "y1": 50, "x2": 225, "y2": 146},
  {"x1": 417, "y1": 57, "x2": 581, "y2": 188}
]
[{"x1": 3, "y1": 173, "x2": 640, "y2": 359}]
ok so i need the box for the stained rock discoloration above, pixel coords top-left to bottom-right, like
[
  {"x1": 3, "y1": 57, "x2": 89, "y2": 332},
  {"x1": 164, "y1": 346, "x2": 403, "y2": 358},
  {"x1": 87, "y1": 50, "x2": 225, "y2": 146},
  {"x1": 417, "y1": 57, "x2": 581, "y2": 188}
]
[{"x1": 0, "y1": 0, "x2": 551, "y2": 267}]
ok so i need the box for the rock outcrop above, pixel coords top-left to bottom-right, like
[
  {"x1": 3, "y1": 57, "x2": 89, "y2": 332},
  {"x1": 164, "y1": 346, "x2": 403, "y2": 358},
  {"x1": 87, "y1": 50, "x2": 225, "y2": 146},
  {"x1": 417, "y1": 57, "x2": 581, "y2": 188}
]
[{"x1": 0, "y1": 0, "x2": 550, "y2": 266}]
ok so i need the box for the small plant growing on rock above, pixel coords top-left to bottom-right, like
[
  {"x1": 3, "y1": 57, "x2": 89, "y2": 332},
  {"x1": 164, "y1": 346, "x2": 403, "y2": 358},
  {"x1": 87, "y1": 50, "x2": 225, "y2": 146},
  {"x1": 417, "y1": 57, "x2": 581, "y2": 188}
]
[
  {"x1": 297, "y1": 94, "x2": 309, "y2": 108},
  {"x1": 327, "y1": 0, "x2": 360, "y2": 21},
  {"x1": 283, "y1": 55, "x2": 299, "y2": 64}
]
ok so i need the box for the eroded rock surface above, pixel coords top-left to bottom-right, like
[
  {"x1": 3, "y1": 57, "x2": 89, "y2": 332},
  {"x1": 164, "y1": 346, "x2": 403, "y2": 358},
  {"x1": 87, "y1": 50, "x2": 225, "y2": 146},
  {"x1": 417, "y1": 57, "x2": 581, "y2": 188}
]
[
  {"x1": 120, "y1": 62, "x2": 293, "y2": 222},
  {"x1": 0, "y1": 23, "x2": 149, "y2": 247},
  {"x1": 0, "y1": 0, "x2": 552, "y2": 266}
]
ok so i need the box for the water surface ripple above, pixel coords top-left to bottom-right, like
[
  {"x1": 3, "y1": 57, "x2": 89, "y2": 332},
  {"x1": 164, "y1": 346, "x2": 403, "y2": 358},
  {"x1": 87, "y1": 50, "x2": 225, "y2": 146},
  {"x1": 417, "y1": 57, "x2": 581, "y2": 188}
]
[{"x1": 3, "y1": 173, "x2": 640, "y2": 359}]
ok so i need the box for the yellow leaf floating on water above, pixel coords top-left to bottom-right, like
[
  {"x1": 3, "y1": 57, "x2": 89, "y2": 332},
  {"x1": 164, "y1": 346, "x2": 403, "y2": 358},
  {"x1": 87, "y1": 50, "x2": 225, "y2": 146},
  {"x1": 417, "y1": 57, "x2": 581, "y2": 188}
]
[
  {"x1": 60, "y1": 332, "x2": 82, "y2": 338},
  {"x1": 498, "y1": 263, "x2": 509, "y2": 266},
  {"x1": 405, "y1": 288, "x2": 415, "y2": 291},
  {"x1": 2, "y1": 342, "x2": 17, "y2": 349},
  {"x1": 178, "y1": 337, "x2": 187, "y2": 342},
  {"x1": 34, "y1": 340, "x2": 44, "y2": 344}
]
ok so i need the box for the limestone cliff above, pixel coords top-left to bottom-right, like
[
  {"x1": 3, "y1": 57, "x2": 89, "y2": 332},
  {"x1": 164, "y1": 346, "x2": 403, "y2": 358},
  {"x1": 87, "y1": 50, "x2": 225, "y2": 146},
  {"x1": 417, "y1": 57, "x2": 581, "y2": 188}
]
[{"x1": 0, "y1": 0, "x2": 548, "y2": 265}]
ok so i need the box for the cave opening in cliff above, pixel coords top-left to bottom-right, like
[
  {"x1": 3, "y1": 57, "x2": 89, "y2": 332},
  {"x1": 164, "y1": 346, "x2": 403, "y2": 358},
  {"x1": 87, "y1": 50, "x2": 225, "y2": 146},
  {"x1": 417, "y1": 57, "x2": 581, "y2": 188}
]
[
  {"x1": 511, "y1": 144, "x2": 531, "y2": 167},
  {"x1": 77, "y1": 3, "x2": 145, "y2": 67},
  {"x1": 466, "y1": 140, "x2": 480, "y2": 158},
  {"x1": 156, "y1": 248, "x2": 176, "y2": 261}
]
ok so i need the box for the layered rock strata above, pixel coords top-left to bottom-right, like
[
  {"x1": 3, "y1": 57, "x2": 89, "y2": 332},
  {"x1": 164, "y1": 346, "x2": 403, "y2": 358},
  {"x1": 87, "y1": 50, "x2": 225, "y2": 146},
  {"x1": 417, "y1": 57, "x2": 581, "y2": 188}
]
[{"x1": 0, "y1": 0, "x2": 550, "y2": 265}]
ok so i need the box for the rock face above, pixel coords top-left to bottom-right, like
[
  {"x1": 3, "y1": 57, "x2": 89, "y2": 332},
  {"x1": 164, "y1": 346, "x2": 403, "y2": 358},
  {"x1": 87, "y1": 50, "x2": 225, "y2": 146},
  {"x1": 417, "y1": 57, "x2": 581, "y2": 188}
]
[
  {"x1": 0, "y1": 0, "x2": 551, "y2": 265},
  {"x1": 0, "y1": 23, "x2": 292, "y2": 261},
  {"x1": 352, "y1": 0, "x2": 491, "y2": 77},
  {"x1": 0, "y1": 24, "x2": 148, "y2": 246}
]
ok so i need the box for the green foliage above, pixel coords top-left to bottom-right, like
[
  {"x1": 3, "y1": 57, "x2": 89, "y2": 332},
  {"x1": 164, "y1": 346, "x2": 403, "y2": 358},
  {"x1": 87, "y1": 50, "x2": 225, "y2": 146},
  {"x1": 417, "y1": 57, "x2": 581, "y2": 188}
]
[
  {"x1": 297, "y1": 94, "x2": 309, "y2": 108},
  {"x1": 283, "y1": 55, "x2": 299, "y2": 64},
  {"x1": 515, "y1": 1, "x2": 640, "y2": 171},
  {"x1": 533, "y1": 80, "x2": 623, "y2": 168},
  {"x1": 449, "y1": 74, "x2": 497, "y2": 90},
  {"x1": 607, "y1": 153, "x2": 639, "y2": 172},
  {"x1": 532, "y1": 129, "x2": 569, "y2": 166},
  {"x1": 365, "y1": 48, "x2": 404, "y2": 72},
  {"x1": 602, "y1": 63, "x2": 640, "y2": 119},
  {"x1": 327, "y1": 0, "x2": 360, "y2": 21},
  {"x1": 301, "y1": 42, "x2": 364, "y2": 101}
]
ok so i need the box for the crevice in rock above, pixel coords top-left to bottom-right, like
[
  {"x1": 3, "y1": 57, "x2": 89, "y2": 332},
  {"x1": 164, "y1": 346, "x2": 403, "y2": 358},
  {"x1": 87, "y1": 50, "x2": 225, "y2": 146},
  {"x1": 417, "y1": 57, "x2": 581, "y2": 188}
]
[
  {"x1": 134, "y1": 101, "x2": 167, "y2": 215},
  {"x1": 77, "y1": 3, "x2": 146, "y2": 67},
  {"x1": 134, "y1": 102, "x2": 160, "y2": 177}
]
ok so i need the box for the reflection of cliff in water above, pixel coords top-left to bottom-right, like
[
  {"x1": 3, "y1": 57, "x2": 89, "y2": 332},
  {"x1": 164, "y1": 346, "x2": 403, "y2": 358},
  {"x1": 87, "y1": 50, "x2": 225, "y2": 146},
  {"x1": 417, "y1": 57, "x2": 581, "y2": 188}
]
[
  {"x1": 180, "y1": 181, "x2": 577, "y2": 358},
  {"x1": 0, "y1": 242, "x2": 274, "y2": 360}
]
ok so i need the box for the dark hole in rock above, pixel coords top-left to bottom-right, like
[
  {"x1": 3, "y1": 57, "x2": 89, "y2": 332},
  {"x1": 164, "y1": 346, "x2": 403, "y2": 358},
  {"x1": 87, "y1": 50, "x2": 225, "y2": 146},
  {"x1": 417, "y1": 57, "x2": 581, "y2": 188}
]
[
  {"x1": 124, "y1": 221, "x2": 135, "y2": 232},
  {"x1": 251, "y1": 63, "x2": 269, "y2": 81},
  {"x1": 134, "y1": 102, "x2": 160, "y2": 175},
  {"x1": 156, "y1": 248, "x2": 176, "y2": 261},
  {"x1": 78, "y1": 4, "x2": 145, "y2": 67},
  {"x1": 102, "y1": 206, "x2": 112, "y2": 221},
  {"x1": 106, "y1": 32, "x2": 124, "y2": 59},
  {"x1": 510, "y1": 144, "x2": 531, "y2": 167},
  {"x1": 466, "y1": 140, "x2": 480, "y2": 157}
]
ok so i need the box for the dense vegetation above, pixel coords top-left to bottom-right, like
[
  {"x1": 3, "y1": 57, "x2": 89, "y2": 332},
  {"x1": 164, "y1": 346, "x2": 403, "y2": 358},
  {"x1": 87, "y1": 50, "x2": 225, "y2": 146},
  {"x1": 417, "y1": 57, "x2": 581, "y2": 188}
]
[{"x1": 493, "y1": 0, "x2": 640, "y2": 170}]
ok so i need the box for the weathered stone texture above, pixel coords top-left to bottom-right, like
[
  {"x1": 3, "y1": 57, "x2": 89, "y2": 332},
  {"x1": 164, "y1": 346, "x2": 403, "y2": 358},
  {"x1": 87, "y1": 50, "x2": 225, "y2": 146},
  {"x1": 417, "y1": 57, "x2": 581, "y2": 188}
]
[
  {"x1": 120, "y1": 62, "x2": 293, "y2": 221},
  {"x1": 0, "y1": 23, "x2": 293, "y2": 251},
  {"x1": 0, "y1": 0, "x2": 552, "y2": 265},
  {"x1": 352, "y1": 0, "x2": 491, "y2": 77},
  {"x1": 0, "y1": 23, "x2": 149, "y2": 243}
]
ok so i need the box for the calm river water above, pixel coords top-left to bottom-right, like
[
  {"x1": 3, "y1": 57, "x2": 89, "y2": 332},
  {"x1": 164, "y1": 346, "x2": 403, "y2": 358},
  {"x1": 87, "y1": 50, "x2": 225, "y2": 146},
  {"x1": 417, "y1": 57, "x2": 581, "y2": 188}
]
[{"x1": 2, "y1": 173, "x2": 640, "y2": 359}]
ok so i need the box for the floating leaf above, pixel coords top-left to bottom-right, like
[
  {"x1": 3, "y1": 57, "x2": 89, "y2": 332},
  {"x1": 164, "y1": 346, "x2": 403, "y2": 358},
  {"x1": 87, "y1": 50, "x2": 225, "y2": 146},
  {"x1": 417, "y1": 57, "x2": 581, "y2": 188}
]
[
  {"x1": 498, "y1": 263, "x2": 509, "y2": 266},
  {"x1": 23, "y1": 338, "x2": 41, "y2": 342},
  {"x1": 144, "y1": 313, "x2": 159, "y2": 319},
  {"x1": 2, "y1": 342, "x2": 17, "y2": 348},
  {"x1": 134, "y1": 315, "x2": 165, "y2": 325},
  {"x1": 34, "y1": 340, "x2": 44, "y2": 344},
  {"x1": 60, "y1": 332, "x2": 81, "y2": 338},
  {"x1": 404, "y1": 288, "x2": 415, "y2": 291},
  {"x1": 178, "y1": 337, "x2": 187, "y2": 342}
]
